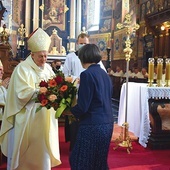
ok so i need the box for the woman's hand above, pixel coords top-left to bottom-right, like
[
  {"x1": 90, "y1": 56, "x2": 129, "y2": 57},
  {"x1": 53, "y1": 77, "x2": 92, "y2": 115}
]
[{"x1": 62, "y1": 110, "x2": 73, "y2": 116}]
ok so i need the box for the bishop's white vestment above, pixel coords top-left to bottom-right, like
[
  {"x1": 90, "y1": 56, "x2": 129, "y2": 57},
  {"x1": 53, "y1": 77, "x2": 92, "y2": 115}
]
[
  {"x1": 0, "y1": 55, "x2": 61, "y2": 170},
  {"x1": 0, "y1": 85, "x2": 7, "y2": 119}
]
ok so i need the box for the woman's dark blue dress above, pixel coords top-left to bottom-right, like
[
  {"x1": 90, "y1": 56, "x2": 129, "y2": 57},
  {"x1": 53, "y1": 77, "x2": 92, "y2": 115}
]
[{"x1": 70, "y1": 64, "x2": 114, "y2": 170}]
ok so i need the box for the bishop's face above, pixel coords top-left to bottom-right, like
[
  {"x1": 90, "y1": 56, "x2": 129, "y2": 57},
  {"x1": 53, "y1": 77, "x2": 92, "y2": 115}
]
[{"x1": 31, "y1": 51, "x2": 48, "y2": 67}]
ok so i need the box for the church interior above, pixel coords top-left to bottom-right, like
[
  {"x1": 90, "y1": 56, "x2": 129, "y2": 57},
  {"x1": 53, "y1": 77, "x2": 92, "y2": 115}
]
[
  {"x1": 0, "y1": 0, "x2": 170, "y2": 168},
  {"x1": 0, "y1": 0, "x2": 170, "y2": 78}
]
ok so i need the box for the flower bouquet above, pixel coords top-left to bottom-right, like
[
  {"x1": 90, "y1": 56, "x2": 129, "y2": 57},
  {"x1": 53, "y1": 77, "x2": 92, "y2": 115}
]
[{"x1": 34, "y1": 71, "x2": 77, "y2": 118}]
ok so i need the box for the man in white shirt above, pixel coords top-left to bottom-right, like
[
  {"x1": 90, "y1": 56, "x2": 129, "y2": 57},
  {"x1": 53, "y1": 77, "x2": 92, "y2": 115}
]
[
  {"x1": 131, "y1": 67, "x2": 143, "y2": 78},
  {"x1": 62, "y1": 33, "x2": 106, "y2": 81},
  {"x1": 141, "y1": 67, "x2": 148, "y2": 78},
  {"x1": 113, "y1": 66, "x2": 124, "y2": 77}
]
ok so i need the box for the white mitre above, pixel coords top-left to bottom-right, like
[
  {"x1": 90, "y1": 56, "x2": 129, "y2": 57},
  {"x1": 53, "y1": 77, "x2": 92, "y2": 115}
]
[
  {"x1": 0, "y1": 60, "x2": 3, "y2": 67},
  {"x1": 27, "y1": 28, "x2": 51, "y2": 52}
]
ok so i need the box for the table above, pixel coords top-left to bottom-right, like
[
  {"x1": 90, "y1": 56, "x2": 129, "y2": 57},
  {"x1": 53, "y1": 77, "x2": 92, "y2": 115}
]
[{"x1": 118, "y1": 82, "x2": 170, "y2": 147}]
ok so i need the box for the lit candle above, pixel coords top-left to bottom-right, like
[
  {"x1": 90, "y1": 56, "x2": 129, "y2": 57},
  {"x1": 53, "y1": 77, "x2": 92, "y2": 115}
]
[
  {"x1": 157, "y1": 58, "x2": 163, "y2": 80},
  {"x1": 165, "y1": 59, "x2": 170, "y2": 80},
  {"x1": 148, "y1": 58, "x2": 154, "y2": 80}
]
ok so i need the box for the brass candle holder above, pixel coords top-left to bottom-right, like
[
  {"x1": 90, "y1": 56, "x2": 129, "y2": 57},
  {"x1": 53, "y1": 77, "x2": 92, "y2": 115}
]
[
  {"x1": 165, "y1": 58, "x2": 170, "y2": 87},
  {"x1": 148, "y1": 58, "x2": 154, "y2": 87},
  {"x1": 157, "y1": 58, "x2": 163, "y2": 87}
]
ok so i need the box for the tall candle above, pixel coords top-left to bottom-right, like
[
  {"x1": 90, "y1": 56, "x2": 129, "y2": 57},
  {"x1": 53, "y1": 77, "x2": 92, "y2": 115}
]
[
  {"x1": 148, "y1": 58, "x2": 154, "y2": 80},
  {"x1": 165, "y1": 59, "x2": 170, "y2": 80},
  {"x1": 157, "y1": 58, "x2": 163, "y2": 80}
]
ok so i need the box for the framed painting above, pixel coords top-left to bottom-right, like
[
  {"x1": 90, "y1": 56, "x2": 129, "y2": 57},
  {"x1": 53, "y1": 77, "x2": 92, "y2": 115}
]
[
  {"x1": 43, "y1": 0, "x2": 67, "y2": 30},
  {"x1": 89, "y1": 33, "x2": 111, "y2": 60}
]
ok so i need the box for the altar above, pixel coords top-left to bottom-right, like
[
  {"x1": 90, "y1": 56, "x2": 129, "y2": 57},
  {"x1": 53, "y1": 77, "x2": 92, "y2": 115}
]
[
  {"x1": 118, "y1": 82, "x2": 170, "y2": 148},
  {"x1": 47, "y1": 55, "x2": 66, "y2": 64}
]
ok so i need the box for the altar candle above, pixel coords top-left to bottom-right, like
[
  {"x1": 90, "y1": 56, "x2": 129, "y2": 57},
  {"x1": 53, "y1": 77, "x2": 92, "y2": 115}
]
[
  {"x1": 157, "y1": 58, "x2": 163, "y2": 80},
  {"x1": 148, "y1": 58, "x2": 154, "y2": 80},
  {"x1": 165, "y1": 59, "x2": 170, "y2": 80}
]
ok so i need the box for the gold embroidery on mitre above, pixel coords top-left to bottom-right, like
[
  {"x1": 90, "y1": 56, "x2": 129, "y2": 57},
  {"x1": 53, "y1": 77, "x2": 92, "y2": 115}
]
[{"x1": 27, "y1": 28, "x2": 51, "y2": 52}]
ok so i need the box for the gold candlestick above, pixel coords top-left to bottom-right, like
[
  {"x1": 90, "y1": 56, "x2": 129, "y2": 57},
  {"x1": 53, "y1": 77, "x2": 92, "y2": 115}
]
[
  {"x1": 165, "y1": 58, "x2": 170, "y2": 87},
  {"x1": 148, "y1": 58, "x2": 154, "y2": 87},
  {"x1": 157, "y1": 58, "x2": 163, "y2": 87}
]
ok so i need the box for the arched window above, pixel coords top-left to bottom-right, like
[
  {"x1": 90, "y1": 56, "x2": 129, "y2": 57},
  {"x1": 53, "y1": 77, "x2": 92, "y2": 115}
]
[{"x1": 86, "y1": 0, "x2": 100, "y2": 32}]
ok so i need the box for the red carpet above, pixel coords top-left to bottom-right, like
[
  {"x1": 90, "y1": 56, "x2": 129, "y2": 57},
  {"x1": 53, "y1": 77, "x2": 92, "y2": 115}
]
[{"x1": 1, "y1": 125, "x2": 170, "y2": 170}]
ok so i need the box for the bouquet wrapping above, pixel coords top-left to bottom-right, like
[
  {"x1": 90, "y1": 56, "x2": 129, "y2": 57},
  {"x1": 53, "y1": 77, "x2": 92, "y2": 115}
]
[{"x1": 34, "y1": 71, "x2": 77, "y2": 118}]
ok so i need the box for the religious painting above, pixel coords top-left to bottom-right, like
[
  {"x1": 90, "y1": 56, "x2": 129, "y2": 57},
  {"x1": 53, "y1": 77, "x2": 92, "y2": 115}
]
[
  {"x1": 157, "y1": 103, "x2": 170, "y2": 130},
  {"x1": 100, "y1": 0, "x2": 113, "y2": 18},
  {"x1": 99, "y1": 18, "x2": 112, "y2": 33},
  {"x1": 89, "y1": 33, "x2": 111, "y2": 60},
  {"x1": 1, "y1": 0, "x2": 12, "y2": 29},
  {"x1": 140, "y1": 3, "x2": 146, "y2": 21},
  {"x1": 149, "y1": 100, "x2": 170, "y2": 131},
  {"x1": 114, "y1": 0, "x2": 122, "y2": 30},
  {"x1": 114, "y1": 31, "x2": 124, "y2": 59},
  {"x1": 43, "y1": 0, "x2": 67, "y2": 30},
  {"x1": 12, "y1": 0, "x2": 25, "y2": 26},
  {"x1": 1, "y1": 0, "x2": 19, "y2": 56},
  {"x1": 143, "y1": 34, "x2": 154, "y2": 52}
]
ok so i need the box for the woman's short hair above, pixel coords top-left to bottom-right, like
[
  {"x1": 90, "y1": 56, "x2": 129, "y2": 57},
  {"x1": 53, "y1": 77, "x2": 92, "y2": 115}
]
[{"x1": 78, "y1": 44, "x2": 101, "y2": 64}]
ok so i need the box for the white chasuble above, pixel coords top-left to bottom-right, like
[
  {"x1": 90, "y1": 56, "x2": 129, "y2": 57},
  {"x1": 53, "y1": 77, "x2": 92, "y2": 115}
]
[
  {"x1": 0, "y1": 55, "x2": 61, "y2": 170},
  {"x1": 0, "y1": 86, "x2": 7, "y2": 118}
]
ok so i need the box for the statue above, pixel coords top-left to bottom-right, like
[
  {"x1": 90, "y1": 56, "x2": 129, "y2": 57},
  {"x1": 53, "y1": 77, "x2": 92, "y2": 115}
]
[
  {"x1": 18, "y1": 24, "x2": 26, "y2": 46},
  {"x1": 0, "y1": 24, "x2": 9, "y2": 45}
]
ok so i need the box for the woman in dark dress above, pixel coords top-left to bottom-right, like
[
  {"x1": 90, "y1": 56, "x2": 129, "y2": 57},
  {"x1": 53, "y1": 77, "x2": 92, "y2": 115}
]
[{"x1": 70, "y1": 44, "x2": 114, "y2": 170}]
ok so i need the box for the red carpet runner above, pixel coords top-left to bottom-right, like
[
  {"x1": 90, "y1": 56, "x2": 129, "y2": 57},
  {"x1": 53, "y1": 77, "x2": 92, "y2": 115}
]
[{"x1": 0, "y1": 126, "x2": 170, "y2": 170}]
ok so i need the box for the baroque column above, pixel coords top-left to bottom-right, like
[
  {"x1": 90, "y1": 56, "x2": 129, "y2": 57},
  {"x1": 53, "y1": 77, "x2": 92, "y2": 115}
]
[
  {"x1": 69, "y1": 0, "x2": 76, "y2": 52},
  {"x1": 76, "y1": 0, "x2": 81, "y2": 37},
  {"x1": 25, "y1": 0, "x2": 31, "y2": 36},
  {"x1": 33, "y1": 0, "x2": 39, "y2": 30}
]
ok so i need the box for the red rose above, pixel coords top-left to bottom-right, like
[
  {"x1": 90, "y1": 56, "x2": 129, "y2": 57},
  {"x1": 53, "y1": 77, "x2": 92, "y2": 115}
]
[
  {"x1": 55, "y1": 76, "x2": 63, "y2": 84},
  {"x1": 39, "y1": 80, "x2": 48, "y2": 87},
  {"x1": 41, "y1": 99, "x2": 48, "y2": 106},
  {"x1": 38, "y1": 93, "x2": 47, "y2": 102},
  {"x1": 48, "y1": 79, "x2": 57, "y2": 87}
]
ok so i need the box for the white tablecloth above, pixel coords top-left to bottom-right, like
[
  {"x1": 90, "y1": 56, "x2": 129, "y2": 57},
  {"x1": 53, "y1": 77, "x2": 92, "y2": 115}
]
[{"x1": 118, "y1": 82, "x2": 170, "y2": 147}]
